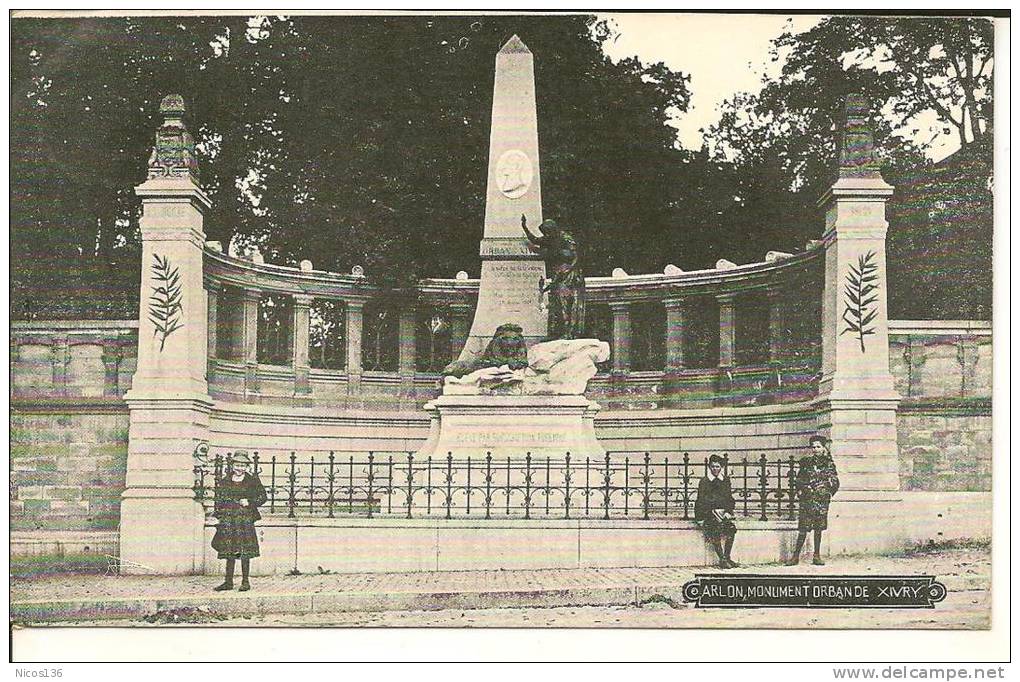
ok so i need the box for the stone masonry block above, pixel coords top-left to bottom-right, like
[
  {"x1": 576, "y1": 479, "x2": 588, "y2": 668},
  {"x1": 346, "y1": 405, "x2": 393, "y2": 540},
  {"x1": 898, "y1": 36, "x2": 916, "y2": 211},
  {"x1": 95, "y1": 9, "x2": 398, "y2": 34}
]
[
  {"x1": 22, "y1": 499, "x2": 51, "y2": 516},
  {"x1": 17, "y1": 485, "x2": 47, "y2": 500},
  {"x1": 44, "y1": 486, "x2": 83, "y2": 501},
  {"x1": 831, "y1": 423, "x2": 896, "y2": 441},
  {"x1": 11, "y1": 470, "x2": 62, "y2": 487},
  {"x1": 46, "y1": 499, "x2": 91, "y2": 514},
  {"x1": 865, "y1": 410, "x2": 897, "y2": 424}
]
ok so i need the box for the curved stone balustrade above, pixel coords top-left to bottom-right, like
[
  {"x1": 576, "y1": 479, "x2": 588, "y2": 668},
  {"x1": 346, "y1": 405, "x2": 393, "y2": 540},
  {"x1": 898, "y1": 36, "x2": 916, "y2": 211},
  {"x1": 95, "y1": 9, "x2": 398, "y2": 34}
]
[
  {"x1": 205, "y1": 242, "x2": 823, "y2": 302},
  {"x1": 201, "y1": 242, "x2": 824, "y2": 412}
]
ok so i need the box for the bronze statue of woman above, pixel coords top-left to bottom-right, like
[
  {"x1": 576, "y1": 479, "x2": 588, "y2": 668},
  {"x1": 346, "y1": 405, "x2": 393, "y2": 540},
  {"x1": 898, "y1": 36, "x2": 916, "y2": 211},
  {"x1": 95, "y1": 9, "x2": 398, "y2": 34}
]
[{"x1": 522, "y1": 214, "x2": 586, "y2": 340}]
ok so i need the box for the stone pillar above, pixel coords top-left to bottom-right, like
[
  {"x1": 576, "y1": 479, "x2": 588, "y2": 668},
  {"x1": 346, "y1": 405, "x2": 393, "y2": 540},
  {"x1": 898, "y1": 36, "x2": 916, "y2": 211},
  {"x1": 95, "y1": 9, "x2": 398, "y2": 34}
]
[
  {"x1": 241, "y1": 288, "x2": 261, "y2": 398},
  {"x1": 958, "y1": 338, "x2": 980, "y2": 397},
  {"x1": 292, "y1": 294, "x2": 312, "y2": 395},
  {"x1": 121, "y1": 94, "x2": 211, "y2": 574},
  {"x1": 767, "y1": 285, "x2": 786, "y2": 364},
  {"x1": 102, "y1": 343, "x2": 122, "y2": 398},
  {"x1": 448, "y1": 303, "x2": 472, "y2": 364},
  {"x1": 662, "y1": 297, "x2": 686, "y2": 408},
  {"x1": 51, "y1": 334, "x2": 68, "y2": 396},
  {"x1": 905, "y1": 335, "x2": 926, "y2": 398},
  {"x1": 345, "y1": 299, "x2": 365, "y2": 397},
  {"x1": 205, "y1": 279, "x2": 219, "y2": 385},
  {"x1": 814, "y1": 95, "x2": 901, "y2": 555},
  {"x1": 716, "y1": 292, "x2": 736, "y2": 368},
  {"x1": 609, "y1": 302, "x2": 631, "y2": 374},
  {"x1": 205, "y1": 279, "x2": 219, "y2": 361},
  {"x1": 663, "y1": 297, "x2": 686, "y2": 372},
  {"x1": 398, "y1": 306, "x2": 417, "y2": 404}
]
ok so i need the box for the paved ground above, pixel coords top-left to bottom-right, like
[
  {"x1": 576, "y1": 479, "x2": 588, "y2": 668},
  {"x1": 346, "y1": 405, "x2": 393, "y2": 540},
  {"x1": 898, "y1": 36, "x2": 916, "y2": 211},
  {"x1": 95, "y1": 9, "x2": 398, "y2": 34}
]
[{"x1": 11, "y1": 546, "x2": 990, "y2": 628}]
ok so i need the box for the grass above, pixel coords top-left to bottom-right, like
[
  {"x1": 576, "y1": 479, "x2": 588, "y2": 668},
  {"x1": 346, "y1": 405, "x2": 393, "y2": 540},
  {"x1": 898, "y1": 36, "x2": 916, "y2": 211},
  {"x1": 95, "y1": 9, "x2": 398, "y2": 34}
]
[
  {"x1": 903, "y1": 537, "x2": 991, "y2": 556},
  {"x1": 638, "y1": 593, "x2": 682, "y2": 609}
]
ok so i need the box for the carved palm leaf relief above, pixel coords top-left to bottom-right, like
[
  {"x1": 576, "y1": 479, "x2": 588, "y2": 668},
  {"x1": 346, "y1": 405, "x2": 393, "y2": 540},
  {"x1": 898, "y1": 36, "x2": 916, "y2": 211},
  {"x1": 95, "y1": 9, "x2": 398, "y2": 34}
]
[
  {"x1": 840, "y1": 250, "x2": 879, "y2": 352},
  {"x1": 148, "y1": 253, "x2": 184, "y2": 351}
]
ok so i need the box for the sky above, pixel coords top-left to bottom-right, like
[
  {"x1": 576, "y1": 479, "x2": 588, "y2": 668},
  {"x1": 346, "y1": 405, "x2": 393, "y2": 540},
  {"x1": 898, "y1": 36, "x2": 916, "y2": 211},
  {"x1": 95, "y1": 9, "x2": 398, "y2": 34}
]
[
  {"x1": 598, "y1": 12, "x2": 966, "y2": 161},
  {"x1": 599, "y1": 13, "x2": 821, "y2": 152}
]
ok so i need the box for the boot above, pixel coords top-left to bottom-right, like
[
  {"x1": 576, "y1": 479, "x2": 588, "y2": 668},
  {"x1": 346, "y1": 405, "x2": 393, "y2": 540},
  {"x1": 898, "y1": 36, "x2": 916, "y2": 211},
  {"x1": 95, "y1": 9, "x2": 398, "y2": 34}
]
[
  {"x1": 785, "y1": 553, "x2": 800, "y2": 566},
  {"x1": 238, "y1": 579, "x2": 251, "y2": 592},
  {"x1": 213, "y1": 580, "x2": 233, "y2": 591},
  {"x1": 812, "y1": 554, "x2": 825, "y2": 566}
]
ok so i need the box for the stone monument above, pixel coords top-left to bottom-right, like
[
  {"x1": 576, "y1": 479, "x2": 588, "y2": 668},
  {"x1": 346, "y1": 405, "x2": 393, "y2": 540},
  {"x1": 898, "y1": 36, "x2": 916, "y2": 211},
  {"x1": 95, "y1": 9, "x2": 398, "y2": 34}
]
[
  {"x1": 458, "y1": 34, "x2": 548, "y2": 361},
  {"x1": 417, "y1": 36, "x2": 609, "y2": 463}
]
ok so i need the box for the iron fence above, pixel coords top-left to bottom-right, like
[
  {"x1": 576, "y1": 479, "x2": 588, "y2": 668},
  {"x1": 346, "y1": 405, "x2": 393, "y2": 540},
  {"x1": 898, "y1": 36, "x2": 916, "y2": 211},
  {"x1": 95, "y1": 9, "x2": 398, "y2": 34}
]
[{"x1": 194, "y1": 445, "x2": 799, "y2": 522}]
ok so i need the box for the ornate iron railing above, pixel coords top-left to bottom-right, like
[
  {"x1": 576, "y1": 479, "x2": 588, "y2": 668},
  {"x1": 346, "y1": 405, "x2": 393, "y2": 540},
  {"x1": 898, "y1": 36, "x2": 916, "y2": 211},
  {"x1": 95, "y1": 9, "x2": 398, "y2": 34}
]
[{"x1": 194, "y1": 445, "x2": 799, "y2": 522}]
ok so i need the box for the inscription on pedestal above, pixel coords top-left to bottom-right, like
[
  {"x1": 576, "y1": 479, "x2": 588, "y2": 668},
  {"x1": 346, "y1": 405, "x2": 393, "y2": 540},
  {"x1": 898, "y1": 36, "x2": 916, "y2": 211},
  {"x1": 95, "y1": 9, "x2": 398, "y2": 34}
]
[
  {"x1": 448, "y1": 430, "x2": 567, "y2": 446},
  {"x1": 466, "y1": 260, "x2": 547, "y2": 349}
]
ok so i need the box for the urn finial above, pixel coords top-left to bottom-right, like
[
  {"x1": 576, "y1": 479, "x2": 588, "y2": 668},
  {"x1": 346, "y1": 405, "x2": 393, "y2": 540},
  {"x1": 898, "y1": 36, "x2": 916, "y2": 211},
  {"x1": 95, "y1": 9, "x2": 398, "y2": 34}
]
[{"x1": 147, "y1": 93, "x2": 199, "y2": 182}]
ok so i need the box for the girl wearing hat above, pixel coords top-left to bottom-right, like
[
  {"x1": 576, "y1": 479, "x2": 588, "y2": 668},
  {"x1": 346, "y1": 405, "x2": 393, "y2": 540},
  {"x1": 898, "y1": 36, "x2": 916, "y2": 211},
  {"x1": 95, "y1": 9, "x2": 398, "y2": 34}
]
[
  {"x1": 787, "y1": 435, "x2": 840, "y2": 566},
  {"x1": 211, "y1": 452, "x2": 267, "y2": 591}
]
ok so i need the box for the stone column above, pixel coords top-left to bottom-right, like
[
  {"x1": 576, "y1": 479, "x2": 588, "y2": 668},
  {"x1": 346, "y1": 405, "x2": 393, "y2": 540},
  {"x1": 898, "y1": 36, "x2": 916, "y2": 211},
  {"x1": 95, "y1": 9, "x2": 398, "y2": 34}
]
[
  {"x1": 609, "y1": 301, "x2": 631, "y2": 375},
  {"x1": 716, "y1": 292, "x2": 736, "y2": 368},
  {"x1": 767, "y1": 285, "x2": 786, "y2": 364},
  {"x1": 205, "y1": 279, "x2": 219, "y2": 385},
  {"x1": 448, "y1": 303, "x2": 472, "y2": 364},
  {"x1": 102, "y1": 343, "x2": 122, "y2": 398},
  {"x1": 345, "y1": 299, "x2": 365, "y2": 397},
  {"x1": 662, "y1": 297, "x2": 686, "y2": 408},
  {"x1": 292, "y1": 294, "x2": 312, "y2": 395},
  {"x1": 205, "y1": 279, "x2": 219, "y2": 360},
  {"x1": 121, "y1": 94, "x2": 211, "y2": 574},
  {"x1": 663, "y1": 297, "x2": 686, "y2": 372},
  {"x1": 241, "y1": 288, "x2": 261, "y2": 398},
  {"x1": 398, "y1": 306, "x2": 417, "y2": 404},
  {"x1": 958, "y1": 337, "x2": 981, "y2": 397},
  {"x1": 51, "y1": 334, "x2": 69, "y2": 396},
  {"x1": 814, "y1": 95, "x2": 901, "y2": 555}
]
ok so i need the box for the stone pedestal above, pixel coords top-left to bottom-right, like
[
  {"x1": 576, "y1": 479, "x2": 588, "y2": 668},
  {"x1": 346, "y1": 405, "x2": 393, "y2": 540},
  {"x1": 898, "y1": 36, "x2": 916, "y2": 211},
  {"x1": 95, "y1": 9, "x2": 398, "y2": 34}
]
[
  {"x1": 120, "y1": 95, "x2": 212, "y2": 574},
  {"x1": 416, "y1": 395, "x2": 603, "y2": 461},
  {"x1": 120, "y1": 396, "x2": 211, "y2": 573},
  {"x1": 812, "y1": 95, "x2": 903, "y2": 555}
]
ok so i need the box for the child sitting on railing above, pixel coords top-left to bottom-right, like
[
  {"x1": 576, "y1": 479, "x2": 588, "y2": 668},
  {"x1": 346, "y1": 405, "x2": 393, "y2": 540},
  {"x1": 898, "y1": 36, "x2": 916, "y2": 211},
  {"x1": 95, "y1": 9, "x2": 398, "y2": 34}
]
[{"x1": 694, "y1": 454, "x2": 739, "y2": 569}]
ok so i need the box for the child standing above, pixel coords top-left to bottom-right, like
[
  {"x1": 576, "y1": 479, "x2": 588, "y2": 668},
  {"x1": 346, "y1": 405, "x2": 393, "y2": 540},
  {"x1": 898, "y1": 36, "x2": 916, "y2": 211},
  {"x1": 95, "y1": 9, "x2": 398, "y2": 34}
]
[
  {"x1": 211, "y1": 452, "x2": 267, "y2": 591},
  {"x1": 787, "y1": 435, "x2": 840, "y2": 566}
]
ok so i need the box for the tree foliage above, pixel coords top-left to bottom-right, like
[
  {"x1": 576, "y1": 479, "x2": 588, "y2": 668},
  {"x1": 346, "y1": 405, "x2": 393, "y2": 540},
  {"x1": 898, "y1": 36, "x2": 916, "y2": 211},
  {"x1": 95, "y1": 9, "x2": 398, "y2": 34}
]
[
  {"x1": 705, "y1": 15, "x2": 994, "y2": 319},
  {"x1": 11, "y1": 15, "x2": 695, "y2": 316},
  {"x1": 11, "y1": 15, "x2": 994, "y2": 322}
]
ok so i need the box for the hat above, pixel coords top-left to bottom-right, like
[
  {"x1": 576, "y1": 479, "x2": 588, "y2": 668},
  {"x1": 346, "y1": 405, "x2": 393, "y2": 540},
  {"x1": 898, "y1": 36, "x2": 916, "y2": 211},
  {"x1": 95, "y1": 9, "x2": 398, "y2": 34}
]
[
  {"x1": 808, "y1": 435, "x2": 831, "y2": 447},
  {"x1": 231, "y1": 452, "x2": 252, "y2": 465}
]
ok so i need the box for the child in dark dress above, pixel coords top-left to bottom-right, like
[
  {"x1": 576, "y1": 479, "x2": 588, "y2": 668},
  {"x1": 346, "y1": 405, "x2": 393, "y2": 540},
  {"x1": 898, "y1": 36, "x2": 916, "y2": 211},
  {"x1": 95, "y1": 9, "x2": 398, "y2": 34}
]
[
  {"x1": 211, "y1": 452, "x2": 267, "y2": 591},
  {"x1": 695, "y1": 454, "x2": 739, "y2": 569},
  {"x1": 787, "y1": 435, "x2": 840, "y2": 566}
]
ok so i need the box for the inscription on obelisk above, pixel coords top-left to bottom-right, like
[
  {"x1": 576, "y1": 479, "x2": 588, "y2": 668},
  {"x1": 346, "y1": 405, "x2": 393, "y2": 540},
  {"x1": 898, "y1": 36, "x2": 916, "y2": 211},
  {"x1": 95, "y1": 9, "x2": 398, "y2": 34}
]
[{"x1": 459, "y1": 35, "x2": 547, "y2": 361}]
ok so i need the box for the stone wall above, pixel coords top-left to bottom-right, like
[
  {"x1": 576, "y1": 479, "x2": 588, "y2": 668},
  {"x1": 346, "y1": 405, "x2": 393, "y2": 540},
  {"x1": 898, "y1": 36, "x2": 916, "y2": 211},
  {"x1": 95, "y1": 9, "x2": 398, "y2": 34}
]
[
  {"x1": 10, "y1": 321, "x2": 135, "y2": 533},
  {"x1": 888, "y1": 321, "x2": 992, "y2": 492},
  {"x1": 9, "y1": 319, "x2": 993, "y2": 541}
]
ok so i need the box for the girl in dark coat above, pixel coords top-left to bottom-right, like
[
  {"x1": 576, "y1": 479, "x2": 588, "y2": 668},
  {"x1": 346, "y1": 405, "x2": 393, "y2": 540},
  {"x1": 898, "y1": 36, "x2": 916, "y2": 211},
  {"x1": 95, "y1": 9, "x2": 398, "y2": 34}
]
[
  {"x1": 695, "y1": 454, "x2": 739, "y2": 569},
  {"x1": 787, "y1": 435, "x2": 840, "y2": 566},
  {"x1": 211, "y1": 452, "x2": 267, "y2": 591}
]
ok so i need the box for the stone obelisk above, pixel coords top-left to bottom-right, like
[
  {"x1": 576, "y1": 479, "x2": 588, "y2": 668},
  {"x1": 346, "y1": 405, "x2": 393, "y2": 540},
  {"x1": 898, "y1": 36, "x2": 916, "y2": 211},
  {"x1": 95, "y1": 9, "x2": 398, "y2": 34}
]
[{"x1": 458, "y1": 35, "x2": 547, "y2": 361}]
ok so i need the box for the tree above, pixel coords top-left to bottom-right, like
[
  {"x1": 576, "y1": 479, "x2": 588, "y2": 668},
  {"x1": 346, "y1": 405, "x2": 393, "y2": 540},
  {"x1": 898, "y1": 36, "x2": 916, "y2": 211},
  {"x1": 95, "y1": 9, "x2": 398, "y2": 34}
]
[
  {"x1": 705, "y1": 15, "x2": 994, "y2": 319},
  {"x1": 11, "y1": 15, "x2": 694, "y2": 316}
]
